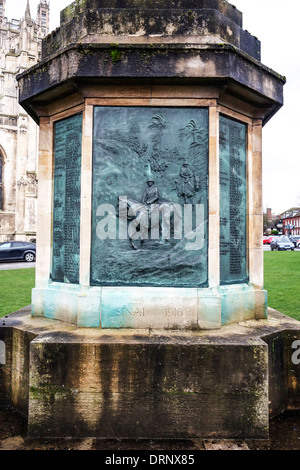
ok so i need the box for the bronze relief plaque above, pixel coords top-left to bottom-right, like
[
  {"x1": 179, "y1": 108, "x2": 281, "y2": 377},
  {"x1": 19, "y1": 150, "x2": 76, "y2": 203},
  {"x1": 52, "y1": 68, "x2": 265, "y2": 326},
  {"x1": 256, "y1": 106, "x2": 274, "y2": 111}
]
[{"x1": 91, "y1": 107, "x2": 209, "y2": 288}]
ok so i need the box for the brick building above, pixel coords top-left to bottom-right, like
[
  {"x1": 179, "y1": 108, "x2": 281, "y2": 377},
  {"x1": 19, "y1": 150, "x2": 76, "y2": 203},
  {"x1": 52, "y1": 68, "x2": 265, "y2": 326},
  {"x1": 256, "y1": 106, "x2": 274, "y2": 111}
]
[{"x1": 281, "y1": 208, "x2": 300, "y2": 236}]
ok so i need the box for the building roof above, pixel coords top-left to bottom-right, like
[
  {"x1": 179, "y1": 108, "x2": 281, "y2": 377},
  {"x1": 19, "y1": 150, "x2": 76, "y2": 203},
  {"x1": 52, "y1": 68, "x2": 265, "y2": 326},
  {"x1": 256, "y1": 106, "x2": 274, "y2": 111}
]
[{"x1": 280, "y1": 208, "x2": 300, "y2": 219}]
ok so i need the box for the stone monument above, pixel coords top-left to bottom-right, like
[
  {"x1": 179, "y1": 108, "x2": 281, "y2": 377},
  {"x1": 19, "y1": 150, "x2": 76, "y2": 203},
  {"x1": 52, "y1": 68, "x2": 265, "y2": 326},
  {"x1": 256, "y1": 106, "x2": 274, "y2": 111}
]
[
  {"x1": 1, "y1": 0, "x2": 300, "y2": 440},
  {"x1": 17, "y1": 0, "x2": 283, "y2": 331}
]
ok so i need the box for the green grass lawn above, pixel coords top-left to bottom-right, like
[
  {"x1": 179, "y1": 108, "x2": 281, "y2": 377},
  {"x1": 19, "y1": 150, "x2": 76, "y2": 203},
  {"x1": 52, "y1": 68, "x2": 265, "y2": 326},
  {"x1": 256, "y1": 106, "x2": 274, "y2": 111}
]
[
  {"x1": 264, "y1": 251, "x2": 300, "y2": 321},
  {"x1": 0, "y1": 268, "x2": 35, "y2": 318}
]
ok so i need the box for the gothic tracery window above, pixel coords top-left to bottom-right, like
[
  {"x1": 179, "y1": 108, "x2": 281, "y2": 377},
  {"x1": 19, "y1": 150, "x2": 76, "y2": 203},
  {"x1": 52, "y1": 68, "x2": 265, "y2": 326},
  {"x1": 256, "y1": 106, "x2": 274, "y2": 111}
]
[{"x1": 0, "y1": 152, "x2": 3, "y2": 210}]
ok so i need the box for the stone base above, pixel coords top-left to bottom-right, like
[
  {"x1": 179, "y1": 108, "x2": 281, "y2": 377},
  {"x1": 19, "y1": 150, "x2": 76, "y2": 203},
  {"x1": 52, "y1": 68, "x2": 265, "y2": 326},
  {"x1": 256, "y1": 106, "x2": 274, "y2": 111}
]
[
  {"x1": 1, "y1": 307, "x2": 300, "y2": 439},
  {"x1": 32, "y1": 282, "x2": 267, "y2": 329}
]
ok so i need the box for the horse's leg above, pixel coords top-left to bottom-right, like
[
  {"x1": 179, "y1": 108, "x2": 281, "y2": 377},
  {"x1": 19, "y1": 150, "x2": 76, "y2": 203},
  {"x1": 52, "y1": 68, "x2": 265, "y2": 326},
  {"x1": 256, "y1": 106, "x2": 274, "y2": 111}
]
[{"x1": 130, "y1": 238, "x2": 138, "y2": 250}]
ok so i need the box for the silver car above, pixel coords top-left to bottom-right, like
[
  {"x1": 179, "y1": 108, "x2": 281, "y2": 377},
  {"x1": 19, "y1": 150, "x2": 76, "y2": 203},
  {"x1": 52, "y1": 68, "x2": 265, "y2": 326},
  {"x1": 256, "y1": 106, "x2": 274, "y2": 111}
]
[{"x1": 270, "y1": 236, "x2": 295, "y2": 251}]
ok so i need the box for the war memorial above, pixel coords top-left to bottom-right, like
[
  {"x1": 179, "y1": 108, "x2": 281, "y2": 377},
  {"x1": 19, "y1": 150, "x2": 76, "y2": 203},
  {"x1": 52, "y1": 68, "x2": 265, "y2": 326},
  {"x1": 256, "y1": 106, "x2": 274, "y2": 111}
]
[{"x1": 1, "y1": 0, "x2": 300, "y2": 440}]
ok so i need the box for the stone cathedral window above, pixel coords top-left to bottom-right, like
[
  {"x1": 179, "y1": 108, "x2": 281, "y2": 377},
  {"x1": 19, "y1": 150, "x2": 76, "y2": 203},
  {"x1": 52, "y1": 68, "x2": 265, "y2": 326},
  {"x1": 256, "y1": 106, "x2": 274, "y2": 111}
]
[{"x1": 0, "y1": 153, "x2": 3, "y2": 211}]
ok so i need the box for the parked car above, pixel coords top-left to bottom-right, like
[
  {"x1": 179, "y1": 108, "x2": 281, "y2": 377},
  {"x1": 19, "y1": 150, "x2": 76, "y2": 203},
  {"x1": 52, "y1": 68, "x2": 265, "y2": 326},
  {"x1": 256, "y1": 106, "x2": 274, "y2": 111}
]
[
  {"x1": 0, "y1": 241, "x2": 36, "y2": 262},
  {"x1": 270, "y1": 236, "x2": 295, "y2": 251},
  {"x1": 264, "y1": 235, "x2": 278, "y2": 244},
  {"x1": 289, "y1": 236, "x2": 300, "y2": 248}
]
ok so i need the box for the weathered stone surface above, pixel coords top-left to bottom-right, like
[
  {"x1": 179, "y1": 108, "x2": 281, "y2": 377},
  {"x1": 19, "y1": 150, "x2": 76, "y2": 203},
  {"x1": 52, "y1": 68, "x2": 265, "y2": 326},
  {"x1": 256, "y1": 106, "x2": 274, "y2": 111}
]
[
  {"x1": 204, "y1": 439, "x2": 249, "y2": 450},
  {"x1": 28, "y1": 337, "x2": 268, "y2": 438},
  {"x1": 43, "y1": 5, "x2": 259, "y2": 59},
  {"x1": 0, "y1": 326, "x2": 11, "y2": 406},
  {"x1": 0, "y1": 323, "x2": 35, "y2": 414},
  {"x1": 10, "y1": 328, "x2": 36, "y2": 415},
  {"x1": 30, "y1": 282, "x2": 266, "y2": 329},
  {"x1": 265, "y1": 329, "x2": 300, "y2": 416},
  {"x1": 18, "y1": 43, "x2": 285, "y2": 126},
  {"x1": 60, "y1": 0, "x2": 243, "y2": 28},
  {"x1": 1, "y1": 307, "x2": 300, "y2": 438},
  {"x1": 17, "y1": 0, "x2": 284, "y2": 126}
]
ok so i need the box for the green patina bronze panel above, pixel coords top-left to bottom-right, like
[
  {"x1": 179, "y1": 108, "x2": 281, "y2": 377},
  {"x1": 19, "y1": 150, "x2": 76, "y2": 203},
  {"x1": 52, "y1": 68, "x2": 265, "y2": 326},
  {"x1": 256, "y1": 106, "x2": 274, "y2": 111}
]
[
  {"x1": 52, "y1": 113, "x2": 82, "y2": 284},
  {"x1": 91, "y1": 107, "x2": 209, "y2": 287},
  {"x1": 219, "y1": 115, "x2": 247, "y2": 285}
]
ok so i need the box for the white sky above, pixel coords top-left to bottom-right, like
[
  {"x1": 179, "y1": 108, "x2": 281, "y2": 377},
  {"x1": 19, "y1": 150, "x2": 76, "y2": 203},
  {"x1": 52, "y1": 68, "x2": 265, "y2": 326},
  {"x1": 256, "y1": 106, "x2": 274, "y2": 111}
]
[{"x1": 5, "y1": 0, "x2": 300, "y2": 215}]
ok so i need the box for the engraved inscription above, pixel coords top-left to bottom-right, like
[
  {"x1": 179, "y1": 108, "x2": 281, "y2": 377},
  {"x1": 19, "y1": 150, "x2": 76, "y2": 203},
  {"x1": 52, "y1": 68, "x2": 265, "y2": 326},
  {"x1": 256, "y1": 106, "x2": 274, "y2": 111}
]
[
  {"x1": 219, "y1": 116, "x2": 247, "y2": 284},
  {"x1": 165, "y1": 307, "x2": 184, "y2": 317},
  {"x1": 52, "y1": 114, "x2": 82, "y2": 284},
  {"x1": 116, "y1": 307, "x2": 145, "y2": 317}
]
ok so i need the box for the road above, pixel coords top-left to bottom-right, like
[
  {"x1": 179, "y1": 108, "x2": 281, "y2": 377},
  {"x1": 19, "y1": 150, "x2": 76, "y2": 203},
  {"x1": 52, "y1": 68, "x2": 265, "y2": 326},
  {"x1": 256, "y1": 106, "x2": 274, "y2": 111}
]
[{"x1": 0, "y1": 261, "x2": 36, "y2": 270}]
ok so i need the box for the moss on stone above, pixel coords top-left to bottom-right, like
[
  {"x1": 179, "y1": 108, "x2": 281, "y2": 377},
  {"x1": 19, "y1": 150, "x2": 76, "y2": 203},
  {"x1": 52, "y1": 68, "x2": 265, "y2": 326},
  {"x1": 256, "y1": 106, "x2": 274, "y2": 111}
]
[
  {"x1": 187, "y1": 10, "x2": 195, "y2": 21},
  {"x1": 30, "y1": 384, "x2": 68, "y2": 400},
  {"x1": 110, "y1": 45, "x2": 122, "y2": 64}
]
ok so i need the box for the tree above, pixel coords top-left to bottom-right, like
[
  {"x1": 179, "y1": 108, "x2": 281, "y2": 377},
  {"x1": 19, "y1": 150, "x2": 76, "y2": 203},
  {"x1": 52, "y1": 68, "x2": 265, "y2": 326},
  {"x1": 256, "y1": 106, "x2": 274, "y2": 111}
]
[
  {"x1": 179, "y1": 119, "x2": 208, "y2": 159},
  {"x1": 149, "y1": 114, "x2": 166, "y2": 155}
]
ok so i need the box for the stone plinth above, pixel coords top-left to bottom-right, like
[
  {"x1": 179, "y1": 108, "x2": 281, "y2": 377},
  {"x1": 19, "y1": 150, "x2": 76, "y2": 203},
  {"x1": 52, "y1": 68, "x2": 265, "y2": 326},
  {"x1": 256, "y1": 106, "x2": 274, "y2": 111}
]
[
  {"x1": 42, "y1": 0, "x2": 260, "y2": 60},
  {"x1": 1, "y1": 307, "x2": 300, "y2": 438}
]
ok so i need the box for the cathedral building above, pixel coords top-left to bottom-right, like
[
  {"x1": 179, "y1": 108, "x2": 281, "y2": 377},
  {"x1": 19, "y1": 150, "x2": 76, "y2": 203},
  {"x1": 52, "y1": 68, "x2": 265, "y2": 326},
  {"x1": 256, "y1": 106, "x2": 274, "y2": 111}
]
[{"x1": 0, "y1": 0, "x2": 50, "y2": 242}]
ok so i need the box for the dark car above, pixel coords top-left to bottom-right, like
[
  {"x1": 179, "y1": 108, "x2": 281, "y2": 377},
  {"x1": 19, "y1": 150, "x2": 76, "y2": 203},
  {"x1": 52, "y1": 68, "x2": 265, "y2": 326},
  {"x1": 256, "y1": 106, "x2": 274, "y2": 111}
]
[
  {"x1": 270, "y1": 236, "x2": 295, "y2": 251},
  {"x1": 0, "y1": 241, "x2": 36, "y2": 262},
  {"x1": 289, "y1": 236, "x2": 300, "y2": 248}
]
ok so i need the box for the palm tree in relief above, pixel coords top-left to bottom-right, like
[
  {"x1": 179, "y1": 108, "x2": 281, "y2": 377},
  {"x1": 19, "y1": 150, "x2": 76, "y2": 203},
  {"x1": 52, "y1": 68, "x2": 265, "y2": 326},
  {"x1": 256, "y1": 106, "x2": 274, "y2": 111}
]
[
  {"x1": 148, "y1": 114, "x2": 167, "y2": 174},
  {"x1": 179, "y1": 119, "x2": 207, "y2": 160},
  {"x1": 179, "y1": 119, "x2": 210, "y2": 198}
]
